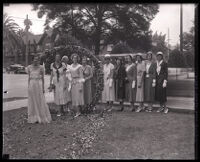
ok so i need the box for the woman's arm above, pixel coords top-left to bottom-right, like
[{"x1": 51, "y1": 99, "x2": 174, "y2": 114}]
[
  {"x1": 28, "y1": 66, "x2": 30, "y2": 87},
  {"x1": 41, "y1": 66, "x2": 45, "y2": 93}
]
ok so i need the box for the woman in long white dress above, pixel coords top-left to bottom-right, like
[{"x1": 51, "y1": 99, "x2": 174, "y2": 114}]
[
  {"x1": 27, "y1": 55, "x2": 52, "y2": 123},
  {"x1": 49, "y1": 54, "x2": 67, "y2": 116},
  {"x1": 102, "y1": 54, "x2": 115, "y2": 111}
]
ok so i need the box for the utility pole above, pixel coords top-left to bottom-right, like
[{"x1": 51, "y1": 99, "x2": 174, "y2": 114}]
[
  {"x1": 24, "y1": 14, "x2": 32, "y2": 67},
  {"x1": 180, "y1": 4, "x2": 183, "y2": 55},
  {"x1": 167, "y1": 28, "x2": 170, "y2": 62}
]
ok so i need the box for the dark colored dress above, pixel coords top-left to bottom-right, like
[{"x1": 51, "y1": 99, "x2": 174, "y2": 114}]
[
  {"x1": 82, "y1": 65, "x2": 93, "y2": 105},
  {"x1": 155, "y1": 61, "x2": 168, "y2": 103},
  {"x1": 114, "y1": 65, "x2": 126, "y2": 101},
  {"x1": 125, "y1": 63, "x2": 137, "y2": 103},
  {"x1": 144, "y1": 61, "x2": 156, "y2": 102}
]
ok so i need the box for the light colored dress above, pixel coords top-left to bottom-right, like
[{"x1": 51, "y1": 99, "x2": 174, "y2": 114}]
[
  {"x1": 51, "y1": 62, "x2": 67, "y2": 105},
  {"x1": 28, "y1": 65, "x2": 52, "y2": 123},
  {"x1": 64, "y1": 64, "x2": 72, "y2": 103},
  {"x1": 102, "y1": 63, "x2": 115, "y2": 102},
  {"x1": 136, "y1": 61, "x2": 145, "y2": 102},
  {"x1": 69, "y1": 63, "x2": 84, "y2": 106},
  {"x1": 82, "y1": 65, "x2": 93, "y2": 105}
]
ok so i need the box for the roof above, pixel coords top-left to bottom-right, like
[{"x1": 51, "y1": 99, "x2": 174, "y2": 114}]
[{"x1": 22, "y1": 32, "x2": 42, "y2": 44}]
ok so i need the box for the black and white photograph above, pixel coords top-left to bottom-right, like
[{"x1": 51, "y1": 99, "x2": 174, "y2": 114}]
[{"x1": 2, "y1": 3, "x2": 197, "y2": 159}]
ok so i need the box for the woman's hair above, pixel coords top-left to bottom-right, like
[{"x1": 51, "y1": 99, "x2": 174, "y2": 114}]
[
  {"x1": 146, "y1": 51, "x2": 153, "y2": 59},
  {"x1": 136, "y1": 54, "x2": 143, "y2": 61},
  {"x1": 71, "y1": 53, "x2": 80, "y2": 61},
  {"x1": 61, "y1": 55, "x2": 69, "y2": 62},
  {"x1": 126, "y1": 55, "x2": 133, "y2": 61}
]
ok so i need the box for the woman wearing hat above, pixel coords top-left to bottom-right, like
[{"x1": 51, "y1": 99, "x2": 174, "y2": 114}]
[
  {"x1": 135, "y1": 53, "x2": 146, "y2": 112},
  {"x1": 125, "y1": 55, "x2": 137, "y2": 111},
  {"x1": 82, "y1": 56, "x2": 93, "y2": 111},
  {"x1": 144, "y1": 51, "x2": 156, "y2": 112},
  {"x1": 49, "y1": 53, "x2": 68, "y2": 117},
  {"x1": 69, "y1": 53, "x2": 85, "y2": 117},
  {"x1": 155, "y1": 51, "x2": 168, "y2": 113},
  {"x1": 102, "y1": 54, "x2": 115, "y2": 111},
  {"x1": 61, "y1": 55, "x2": 72, "y2": 113},
  {"x1": 114, "y1": 57, "x2": 126, "y2": 111}
]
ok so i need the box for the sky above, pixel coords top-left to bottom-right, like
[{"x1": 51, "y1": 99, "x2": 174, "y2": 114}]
[{"x1": 3, "y1": 3, "x2": 195, "y2": 46}]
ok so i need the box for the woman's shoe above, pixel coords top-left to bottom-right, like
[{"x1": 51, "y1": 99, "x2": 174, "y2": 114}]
[
  {"x1": 74, "y1": 112, "x2": 81, "y2": 118},
  {"x1": 57, "y1": 113, "x2": 62, "y2": 117},
  {"x1": 156, "y1": 107, "x2": 164, "y2": 113},
  {"x1": 164, "y1": 108, "x2": 169, "y2": 114},
  {"x1": 135, "y1": 107, "x2": 142, "y2": 113}
]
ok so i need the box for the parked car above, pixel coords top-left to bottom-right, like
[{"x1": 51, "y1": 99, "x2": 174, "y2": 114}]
[{"x1": 6, "y1": 64, "x2": 27, "y2": 74}]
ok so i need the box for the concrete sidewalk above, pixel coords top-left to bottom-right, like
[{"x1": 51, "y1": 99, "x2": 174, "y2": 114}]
[{"x1": 3, "y1": 93, "x2": 195, "y2": 113}]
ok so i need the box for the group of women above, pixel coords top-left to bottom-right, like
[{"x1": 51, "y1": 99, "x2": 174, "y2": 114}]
[
  {"x1": 27, "y1": 53, "x2": 93, "y2": 123},
  {"x1": 27, "y1": 50, "x2": 168, "y2": 124},
  {"x1": 102, "y1": 51, "x2": 168, "y2": 114}
]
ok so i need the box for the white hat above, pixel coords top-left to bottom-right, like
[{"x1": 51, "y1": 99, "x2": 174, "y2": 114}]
[
  {"x1": 104, "y1": 54, "x2": 111, "y2": 58},
  {"x1": 156, "y1": 51, "x2": 163, "y2": 56}
]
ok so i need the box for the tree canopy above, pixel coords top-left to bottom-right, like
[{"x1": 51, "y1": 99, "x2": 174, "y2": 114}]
[{"x1": 32, "y1": 3, "x2": 159, "y2": 55}]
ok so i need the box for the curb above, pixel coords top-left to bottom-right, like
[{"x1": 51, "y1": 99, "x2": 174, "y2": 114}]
[{"x1": 3, "y1": 100, "x2": 194, "y2": 114}]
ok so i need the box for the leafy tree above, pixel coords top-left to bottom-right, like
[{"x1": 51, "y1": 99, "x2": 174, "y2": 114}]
[
  {"x1": 32, "y1": 4, "x2": 159, "y2": 55},
  {"x1": 110, "y1": 40, "x2": 132, "y2": 54},
  {"x1": 3, "y1": 13, "x2": 24, "y2": 62},
  {"x1": 182, "y1": 24, "x2": 194, "y2": 68},
  {"x1": 168, "y1": 48, "x2": 186, "y2": 68},
  {"x1": 151, "y1": 31, "x2": 168, "y2": 60}
]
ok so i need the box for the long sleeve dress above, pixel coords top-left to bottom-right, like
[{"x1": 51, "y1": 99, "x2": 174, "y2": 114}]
[
  {"x1": 102, "y1": 63, "x2": 115, "y2": 102},
  {"x1": 144, "y1": 61, "x2": 156, "y2": 102},
  {"x1": 28, "y1": 65, "x2": 52, "y2": 123},
  {"x1": 136, "y1": 61, "x2": 145, "y2": 102},
  {"x1": 114, "y1": 65, "x2": 126, "y2": 101},
  {"x1": 82, "y1": 65, "x2": 93, "y2": 105},
  {"x1": 51, "y1": 62, "x2": 68, "y2": 105},
  {"x1": 155, "y1": 60, "x2": 168, "y2": 103},
  {"x1": 125, "y1": 63, "x2": 137, "y2": 103},
  {"x1": 69, "y1": 64, "x2": 84, "y2": 106}
]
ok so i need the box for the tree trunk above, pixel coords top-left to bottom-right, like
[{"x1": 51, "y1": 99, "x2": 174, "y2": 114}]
[{"x1": 94, "y1": 5, "x2": 103, "y2": 55}]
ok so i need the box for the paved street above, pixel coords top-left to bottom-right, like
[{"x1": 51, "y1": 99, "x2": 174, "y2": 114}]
[{"x1": 3, "y1": 74, "x2": 50, "y2": 99}]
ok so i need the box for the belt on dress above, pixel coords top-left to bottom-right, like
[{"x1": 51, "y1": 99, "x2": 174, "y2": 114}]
[{"x1": 30, "y1": 78, "x2": 41, "y2": 80}]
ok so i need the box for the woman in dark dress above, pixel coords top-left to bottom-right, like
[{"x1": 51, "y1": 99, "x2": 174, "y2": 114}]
[
  {"x1": 144, "y1": 51, "x2": 156, "y2": 112},
  {"x1": 155, "y1": 51, "x2": 168, "y2": 114},
  {"x1": 125, "y1": 55, "x2": 137, "y2": 111},
  {"x1": 114, "y1": 57, "x2": 126, "y2": 111}
]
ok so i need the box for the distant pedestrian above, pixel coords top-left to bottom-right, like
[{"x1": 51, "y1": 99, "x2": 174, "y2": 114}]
[
  {"x1": 125, "y1": 55, "x2": 137, "y2": 111},
  {"x1": 155, "y1": 52, "x2": 168, "y2": 113},
  {"x1": 27, "y1": 55, "x2": 52, "y2": 123},
  {"x1": 102, "y1": 54, "x2": 115, "y2": 111},
  {"x1": 49, "y1": 54, "x2": 68, "y2": 117},
  {"x1": 69, "y1": 53, "x2": 85, "y2": 118},
  {"x1": 114, "y1": 57, "x2": 126, "y2": 111},
  {"x1": 135, "y1": 53, "x2": 145, "y2": 112},
  {"x1": 144, "y1": 51, "x2": 156, "y2": 112}
]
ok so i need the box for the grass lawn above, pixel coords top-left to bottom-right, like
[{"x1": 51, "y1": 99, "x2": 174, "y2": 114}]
[{"x1": 3, "y1": 104, "x2": 195, "y2": 159}]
